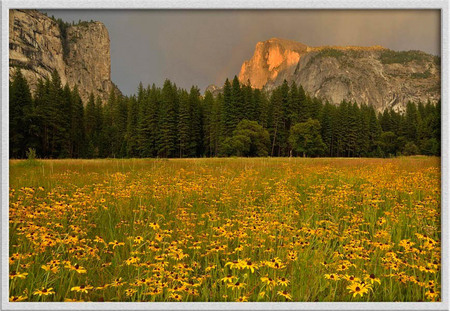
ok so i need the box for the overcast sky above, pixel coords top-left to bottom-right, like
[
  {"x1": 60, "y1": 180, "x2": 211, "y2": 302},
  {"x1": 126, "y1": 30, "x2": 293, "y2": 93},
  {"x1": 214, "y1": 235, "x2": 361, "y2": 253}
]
[{"x1": 43, "y1": 9, "x2": 440, "y2": 95}]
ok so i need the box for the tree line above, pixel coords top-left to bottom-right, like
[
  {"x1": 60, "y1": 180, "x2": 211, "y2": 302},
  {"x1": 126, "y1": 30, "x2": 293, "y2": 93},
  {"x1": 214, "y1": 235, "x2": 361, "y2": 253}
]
[{"x1": 9, "y1": 68, "x2": 440, "y2": 159}]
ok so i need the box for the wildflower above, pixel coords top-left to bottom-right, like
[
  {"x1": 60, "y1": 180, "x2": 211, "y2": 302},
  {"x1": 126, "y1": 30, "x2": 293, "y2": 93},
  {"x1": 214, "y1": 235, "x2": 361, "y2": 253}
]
[
  {"x1": 287, "y1": 250, "x2": 298, "y2": 261},
  {"x1": 41, "y1": 264, "x2": 59, "y2": 273},
  {"x1": 425, "y1": 288, "x2": 439, "y2": 301},
  {"x1": 110, "y1": 277, "x2": 125, "y2": 287},
  {"x1": 399, "y1": 239, "x2": 414, "y2": 249},
  {"x1": 236, "y1": 295, "x2": 249, "y2": 302},
  {"x1": 9, "y1": 271, "x2": 28, "y2": 279},
  {"x1": 364, "y1": 273, "x2": 381, "y2": 285},
  {"x1": 96, "y1": 284, "x2": 110, "y2": 290},
  {"x1": 33, "y1": 287, "x2": 55, "y2": 296},
  {"x1": 227, "y1": 281, "x2": 246, "y2": 290},
  {"x1": 66, "y1": 263, "x2": 87, "y2": 274},
  {"x1": 324, "y1": 274, "x2": 340, "y2": 281},
  {"x1": 347, "y1": 282, "x2": 371, "y2": 298},
  {"x1": 169, "y1": 293, "x2": 182, "y2": 301},
  {"x1": 278, "y1": 277, "x2": 290, "y2": 286},
  {"x1": 225, "y1": 261, "x2": 241, "y2": 269},
  {"x1": 94, "y1": 236, "x2": 105, "y2": 244},
  {"x1": 205, "y1": 264, "x2": 216, "y2": 272},
  {"x1": 221, "y1": 275, "x2": 236, "y2": 283},
  {"x1": 134, "y1": 236, "x2": 144, "y2": 244},
  {"x1": 425, "y1": 280, "x2": 436, "y2": 289},
  {"x1": 242, "y1": 260, "x2": 258, "y2": 273},
  {"x1": 277, "y1": 290, "x2": 292, "y2": 300},
  {"x1": 343, "y1": 275, "x2": 361, "y2": 283},
  {"x1": 125, "y1": 288, "x2": 137, "y2": 296},
  {"x1": 125, "y1": 255, "x2": 141, "y2": 265},
  {"x1": 71, "y1": 284, "x2": 93, "y2": 293},
  {"x1": 234, "y1": 245, "x2": 244, "y2": 252},
  {"x1": 150, "y1": 222, "x2": 160, "y2": 230},
  {"x1": 145, "y1": 287, "x2": 163, "y2": 296},
  {"x1": 337, "y1": 263, "x2": 349, "y2": 271},
  {"x1": 109, "y1": 240, "x2": 125, "y2": 249},
  {"x1": 266, "y1": 258, "x2": 286, "y2": 270},
  {"x1": 261, "y1": 276, "x2": 277, "y2": 288},
  {"x1": 9, "y1": 295, "x2": 27, "y2": 302}
]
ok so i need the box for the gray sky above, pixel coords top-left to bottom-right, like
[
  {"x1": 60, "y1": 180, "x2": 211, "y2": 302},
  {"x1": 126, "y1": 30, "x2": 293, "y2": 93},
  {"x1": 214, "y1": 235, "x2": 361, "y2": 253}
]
[{"x1": 43, "y1": 9, "x2": 440, "y2": 95}]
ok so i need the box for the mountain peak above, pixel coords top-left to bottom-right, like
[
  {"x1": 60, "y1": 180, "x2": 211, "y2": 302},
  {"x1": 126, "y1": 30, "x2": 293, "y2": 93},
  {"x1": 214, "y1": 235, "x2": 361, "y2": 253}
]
[
  {"x1": 238, "y1": 38, "x2": 440, "y2": 112},
  {"x1": 238, "y1": 38, "x2": 310, "y2": 89}
]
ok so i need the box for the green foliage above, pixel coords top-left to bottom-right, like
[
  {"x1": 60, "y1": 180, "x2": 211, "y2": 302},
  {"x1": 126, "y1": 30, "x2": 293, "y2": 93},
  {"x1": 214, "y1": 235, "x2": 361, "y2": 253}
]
[
  {"x1": 317, "y1": 48, "x2": 345, "y2": 59},
  {"x1": 26, "y1": 147, "x2": 36, "y2": 161},
  {"x1": 403, "y1": 142, "x2": 420, "y2": 156},
  {"x1": 289, "y1": 119, "x2": 326, "y2": 157},
  {"x1": 379, "y1": 50, "x2": 426, "y2": 64},
  {"x1": 411, "y1": 70, "x2": 431, "y2": 79},
  {"x1": 9, "y1": 71, "x2": 440, "y2": 159},
  {"x1": 9, "y1": 68, "x2": 33, "y2": 158},
  {"x1": 222, "y1": 120, "x2": 270, "y2": 157},
  {"x1": 305, "y1": 49, "x2": 345, "y2": 69}
]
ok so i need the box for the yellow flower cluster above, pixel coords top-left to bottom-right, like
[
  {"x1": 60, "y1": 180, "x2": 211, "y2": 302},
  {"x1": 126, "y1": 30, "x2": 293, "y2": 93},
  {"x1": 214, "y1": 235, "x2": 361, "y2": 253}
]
[{"x1": 9, "y1": 157, "x2": 440, "y2": 302}]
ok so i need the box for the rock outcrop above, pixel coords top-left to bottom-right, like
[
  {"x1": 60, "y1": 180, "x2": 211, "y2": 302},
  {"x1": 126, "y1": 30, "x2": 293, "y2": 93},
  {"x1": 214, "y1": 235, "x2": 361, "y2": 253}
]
[
  {"x1": 238, "y1": 38, "x2": 440, "y2": 112},
  {"x1": 9, "y1": 9, "x2": 119, "y2": 104}
]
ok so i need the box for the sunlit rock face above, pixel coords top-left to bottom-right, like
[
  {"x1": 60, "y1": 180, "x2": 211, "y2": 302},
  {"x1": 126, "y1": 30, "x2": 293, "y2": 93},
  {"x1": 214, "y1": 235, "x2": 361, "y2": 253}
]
[
  {"x1": 238, "y1": 38, "x2": 308, "y2": 89},
  {"x1": 9, "y1": 9, "x2": 119, "y2": 104},
  {"x1": 239, "y1": 38, "x2": 440, "y2": 112}
]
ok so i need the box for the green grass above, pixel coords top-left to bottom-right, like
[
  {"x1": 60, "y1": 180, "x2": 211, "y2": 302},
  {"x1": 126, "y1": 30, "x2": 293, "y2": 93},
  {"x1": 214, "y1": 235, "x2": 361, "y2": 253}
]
[{"x1": 9, "y1": 157, "x2": 441, "y2": 302}]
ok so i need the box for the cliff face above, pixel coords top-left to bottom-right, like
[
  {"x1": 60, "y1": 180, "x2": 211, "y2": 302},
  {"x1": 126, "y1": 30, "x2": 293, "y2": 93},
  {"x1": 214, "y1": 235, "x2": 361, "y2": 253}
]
[
  {"x1": 238, "y1": 38, "x2": 309, "y2": 89},
  {"x1": 238, "y1": 38, "x2": 440, "y2": 112},
  {"x1": 9, "y1": 9, "x2": 118, "y2": 104}
]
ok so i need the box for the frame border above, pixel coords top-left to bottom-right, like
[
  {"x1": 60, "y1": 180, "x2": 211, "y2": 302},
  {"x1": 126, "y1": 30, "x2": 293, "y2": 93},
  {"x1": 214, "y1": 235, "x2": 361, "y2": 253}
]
[{"x1": 2, "y1": 1, "x2": 449, "y2": 310}]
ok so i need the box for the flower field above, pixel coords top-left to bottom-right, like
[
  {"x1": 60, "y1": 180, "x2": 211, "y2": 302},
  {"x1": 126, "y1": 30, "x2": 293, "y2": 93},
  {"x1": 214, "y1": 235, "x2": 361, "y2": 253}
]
[{"x1": 9, "y1": 157, "x2": 440, "y2": 302}]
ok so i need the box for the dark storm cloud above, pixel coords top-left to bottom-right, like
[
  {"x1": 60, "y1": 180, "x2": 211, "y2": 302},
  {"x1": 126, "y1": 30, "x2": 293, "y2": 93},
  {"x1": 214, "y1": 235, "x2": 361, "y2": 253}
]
[{"x1": 42, "y1": 9, "x2": 440, "y2": 95}]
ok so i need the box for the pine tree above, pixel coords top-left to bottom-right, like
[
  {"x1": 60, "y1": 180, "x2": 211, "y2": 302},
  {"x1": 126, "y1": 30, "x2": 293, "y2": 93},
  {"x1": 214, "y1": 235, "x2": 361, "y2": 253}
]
[
  {"x1": 9, "y1": 68, "x2": 33, "y2": 158},
  {"x1": 188, "y1": 86, "x2": 203, "y2": 157},
  {"x1": 298, "y1": 85, "x2": 308, "y2": 122},
  {"x1": 287, "y1": 81, "x2": 300, "y2": 126},
  {"x1": 222, "y1": 79, "x2": 233, "y2": 138},
  {"x1": 178, "y1": 90, "x2": 190, "y2": 157},
  {"x1": 84, "y1": 93, "x2": 97, "y2": 158},
  {"x1": 125, "y1": 96, "x2": 139, "y2": 157},
  {"x1": 320, "y1": 101, "x2": 334, "y2": 156},
  {"x1": 405, "y1": 101, "x2": 419, "y2": 144},
  {"x1": 210, "y1": 92, "x2": 223, "y2": 156},
  {"x1": 242, "y1": 81, "x2": 255, "y2": 121},
  {"x1": 137, "y1": 84, "x2": 160, "y2": 157},
  {"x1": 158, "y1": 80, "x2": 179, "y2": 158},
  {"x1": 59, "y1": 83, "x2": 72, "y2": 157},
  {"x1": 367, "y1": 105, "x2": 382, "y2": 155},
  {"x1": 70, "y1": 85, "x2": 85, "y2": 158},
  {"x1": 269, "y1": 88, "x2": 283, "y2": 156},
  {"x1": 231, "y1": 76, "x2": 244, "y2": 127}
]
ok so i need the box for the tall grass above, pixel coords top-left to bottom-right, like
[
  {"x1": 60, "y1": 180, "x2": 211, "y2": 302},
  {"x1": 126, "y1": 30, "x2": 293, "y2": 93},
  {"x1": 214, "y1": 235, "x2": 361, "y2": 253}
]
[{"x1": 9, "y1": 157, "x2": 440, "y2": 302}]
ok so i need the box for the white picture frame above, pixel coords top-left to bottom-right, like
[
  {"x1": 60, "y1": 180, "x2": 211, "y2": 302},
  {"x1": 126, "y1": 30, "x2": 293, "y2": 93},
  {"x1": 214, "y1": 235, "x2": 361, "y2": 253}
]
[{"x1": 2, "y1": 1, "x2": 448, "y2": 310}]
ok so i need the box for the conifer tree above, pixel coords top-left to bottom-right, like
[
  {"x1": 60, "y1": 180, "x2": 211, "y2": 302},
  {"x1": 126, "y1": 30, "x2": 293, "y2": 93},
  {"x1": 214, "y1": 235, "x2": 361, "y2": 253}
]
[
  {"x1": 125, "y1": 96, "x2": 139, "y2": 157},
  {"x1": 158, "y1": 80, "x2": 179, "y2": 158},
  {"x1": 9, "y1": 68, "x2": 33, "y2": 158},
  {"x1": 70, "y1": 85, "x2": 85, "y2": 158},
  {"x1": 222, "y1": 79, "x2": 233, "y2": 138},
  {"x1": 178, "y1": 90, "x2": 190, "y2": 157},
  {"x1": 84, "y1": 93, "x2": 97, "y2": 158}
]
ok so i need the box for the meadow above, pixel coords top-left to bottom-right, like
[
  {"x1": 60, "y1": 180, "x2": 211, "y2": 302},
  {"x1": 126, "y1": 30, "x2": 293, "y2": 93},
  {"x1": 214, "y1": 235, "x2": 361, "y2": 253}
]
[{"x1": 9, "y1": 157, "x2": 441, "y2": 302}]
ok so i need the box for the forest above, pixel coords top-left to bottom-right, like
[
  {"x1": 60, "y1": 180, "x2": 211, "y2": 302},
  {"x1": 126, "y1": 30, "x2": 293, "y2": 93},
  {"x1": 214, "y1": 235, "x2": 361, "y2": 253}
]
[{"x1": 9, "y1": 68, "x2": 441, "y2": 159}]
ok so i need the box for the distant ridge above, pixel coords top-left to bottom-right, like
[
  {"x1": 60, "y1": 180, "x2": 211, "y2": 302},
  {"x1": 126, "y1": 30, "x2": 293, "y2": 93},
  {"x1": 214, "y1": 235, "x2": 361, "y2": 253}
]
[{"x1": 237, "y1": 38, "x2": 440, "y2": 112}]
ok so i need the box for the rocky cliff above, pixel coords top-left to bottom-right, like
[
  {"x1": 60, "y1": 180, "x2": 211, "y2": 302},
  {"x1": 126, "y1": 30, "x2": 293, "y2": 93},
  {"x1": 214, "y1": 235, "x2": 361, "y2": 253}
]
[
  {"x1": 238, "y1": 38, "x2": 440, "y2": 112},
  {"x1": 9, "y1": 9, "x2": 119, "y2": 104}
]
